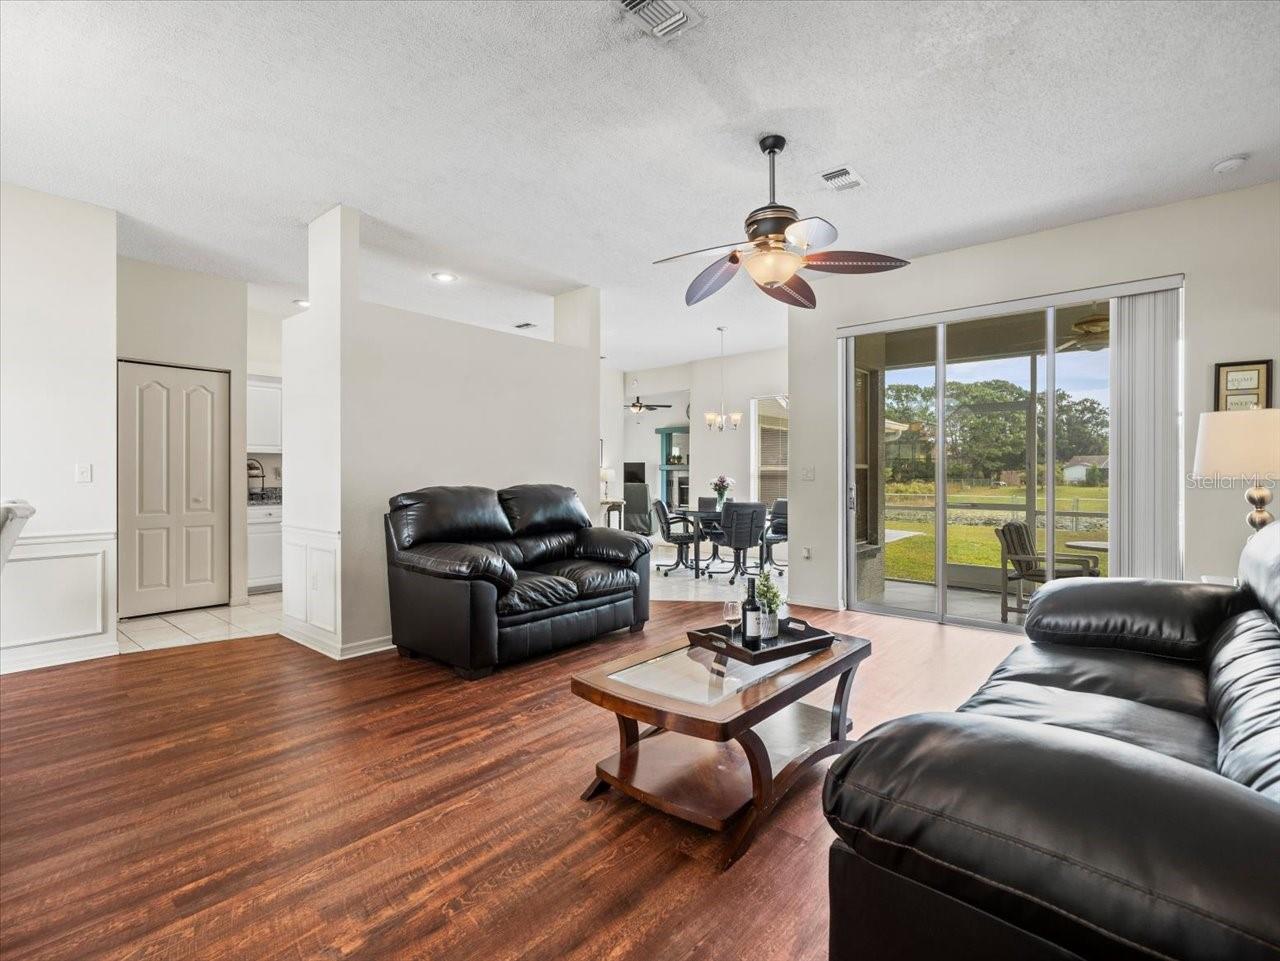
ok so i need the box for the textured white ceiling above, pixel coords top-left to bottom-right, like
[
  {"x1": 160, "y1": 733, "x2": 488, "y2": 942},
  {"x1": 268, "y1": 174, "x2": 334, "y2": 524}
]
[{"x1": 2, "y1": 0, "x2": 1278, "y2": 370}]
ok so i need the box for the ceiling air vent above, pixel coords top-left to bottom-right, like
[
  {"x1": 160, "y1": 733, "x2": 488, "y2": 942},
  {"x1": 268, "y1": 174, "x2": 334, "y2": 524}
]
[
  {"x1": 618, "y1": 0, "x2": 704, "y2": 41},
  {"x1": 819, "y1": 165, "x2": 863, "y2": 192},
  {"x1": 513, "y1": 322, "x2": 537, "y2": 330}
]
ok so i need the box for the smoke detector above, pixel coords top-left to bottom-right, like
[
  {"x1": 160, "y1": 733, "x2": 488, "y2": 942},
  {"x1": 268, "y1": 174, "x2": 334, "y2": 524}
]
[
  {"x1": 617, "y1": 0, "x2": 704, "y2": 41},
  {"x1": 819, "y1": 165, "x2": 864, "y2": 192}
]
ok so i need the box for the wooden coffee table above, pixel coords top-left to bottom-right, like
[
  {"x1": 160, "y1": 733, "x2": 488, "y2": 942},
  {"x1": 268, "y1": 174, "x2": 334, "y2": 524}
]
[{"x1": 571, "y1": 631, "x2": 872, "y2": 868}]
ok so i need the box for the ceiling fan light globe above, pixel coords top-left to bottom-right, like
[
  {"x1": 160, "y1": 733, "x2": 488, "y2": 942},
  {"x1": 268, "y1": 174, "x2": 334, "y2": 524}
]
[{"x1": 743, "y1": 247, "x2": 803, "y2": 288}]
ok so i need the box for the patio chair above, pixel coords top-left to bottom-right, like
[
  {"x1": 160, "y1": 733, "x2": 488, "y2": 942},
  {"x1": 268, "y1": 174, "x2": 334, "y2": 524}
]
[{"x1": 995, "y1": 520, "x2": 1099, "y2": 623}]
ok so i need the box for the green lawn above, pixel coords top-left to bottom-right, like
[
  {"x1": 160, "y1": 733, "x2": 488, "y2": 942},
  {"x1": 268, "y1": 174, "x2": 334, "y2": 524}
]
[
  {"x1": 885, "y1": 482, "x2": 1109, "y2": 514},
  {"x1": 884, "y1": 518, "x2": 1110, "y2": 583}
]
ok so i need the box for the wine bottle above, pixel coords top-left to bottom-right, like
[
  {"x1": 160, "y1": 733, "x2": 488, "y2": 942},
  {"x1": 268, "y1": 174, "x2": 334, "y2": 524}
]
[{"x1": 742, "y1": 577, "x2": 762, "y2": 648}]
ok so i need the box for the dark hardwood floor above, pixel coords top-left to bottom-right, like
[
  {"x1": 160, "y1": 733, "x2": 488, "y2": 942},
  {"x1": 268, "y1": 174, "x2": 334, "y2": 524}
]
[{"x1": 0, "y1": 601, "x2": 1016, "y2": 961}]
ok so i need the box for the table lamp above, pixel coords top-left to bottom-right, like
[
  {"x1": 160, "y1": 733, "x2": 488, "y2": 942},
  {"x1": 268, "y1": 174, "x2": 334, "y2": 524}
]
[
  {"x1": 600, "y1": 467, "x2": 616, "y2": 499},
  {"x1": 1191, "y1": 409, "x2": 1280, "y2": 530}
]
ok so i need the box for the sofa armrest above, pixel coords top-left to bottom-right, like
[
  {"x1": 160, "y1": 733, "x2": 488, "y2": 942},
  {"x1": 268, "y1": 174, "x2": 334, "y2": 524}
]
[
  {"x1": 390, "y1": 542, "x2": 516, "y2": 594},
  {"x1": 576, "y1": 526, "x2": 651, "y2": 566},
  {"x1": 1024, "y1": 576, "x2": 1244, "y2": 659},
  {"x1": 824, "y1": 712, "x2": 1280, "y2": 961}
]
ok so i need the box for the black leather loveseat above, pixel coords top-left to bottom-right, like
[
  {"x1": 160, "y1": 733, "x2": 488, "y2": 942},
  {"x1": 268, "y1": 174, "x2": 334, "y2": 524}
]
[
  {"x1": 825, "y1": 522, "x2": 1280, "y2": 961},
  {"x1": 384, "y1": 484, "x2": 650, "y2": 678}
]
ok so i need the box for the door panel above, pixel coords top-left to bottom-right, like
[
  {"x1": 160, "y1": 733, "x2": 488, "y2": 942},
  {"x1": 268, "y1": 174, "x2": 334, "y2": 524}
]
[{"x1": 119, "y1": 362, "x2": 230, "y2": 617}]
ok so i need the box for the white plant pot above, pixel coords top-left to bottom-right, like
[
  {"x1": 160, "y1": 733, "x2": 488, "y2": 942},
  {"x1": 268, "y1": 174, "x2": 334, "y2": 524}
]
[{"x1": 761, "y1": 612, "x2": 779, "y2": 639}]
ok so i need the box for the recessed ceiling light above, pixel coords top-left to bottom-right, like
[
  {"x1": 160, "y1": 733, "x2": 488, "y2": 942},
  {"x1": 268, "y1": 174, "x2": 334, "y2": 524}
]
[
  {"x1": 1212, "y1": 154, "x2": 1248, "y2": 174},
  {"x1": 292, "y1": 299, "x2": 310, "y2": 308},
  {"x1": 431, "y1": 271, "x2": 458, "y2": 283}
]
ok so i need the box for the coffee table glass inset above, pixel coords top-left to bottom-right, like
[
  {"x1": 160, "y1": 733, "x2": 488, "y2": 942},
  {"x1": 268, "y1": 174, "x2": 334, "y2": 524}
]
[{"x1": 572, "y1": 632, "x2": 872, "y2": 868}]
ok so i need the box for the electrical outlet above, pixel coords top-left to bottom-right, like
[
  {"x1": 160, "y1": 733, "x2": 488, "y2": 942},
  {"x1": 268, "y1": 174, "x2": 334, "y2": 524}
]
[{"x1": 74, "y1": 463, "x2": 93, "y2": 484}]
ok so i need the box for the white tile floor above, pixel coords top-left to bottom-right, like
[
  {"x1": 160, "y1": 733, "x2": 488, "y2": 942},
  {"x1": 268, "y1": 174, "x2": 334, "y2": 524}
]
[
  {"x1": 647, "y1": 541, "x2": 790, "y2": 602},
  {"x1": 116, "y1": 591, "x2": 284, "y2": 653}
]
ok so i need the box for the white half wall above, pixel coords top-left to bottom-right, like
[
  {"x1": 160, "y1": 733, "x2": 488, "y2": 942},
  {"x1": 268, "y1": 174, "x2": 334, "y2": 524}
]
[
  {"x1": 788, "y1": 181, "x2": 1280, "y2": 609},
  {"x1": 0, "y1": 184, "x2": 118, "y2": 672},
  {"x1": 339, "y1": 300, "x2": 601, "y2": 651},
  {"x1": 117, "y1": 256, "x2": 249, "y2": 605}
]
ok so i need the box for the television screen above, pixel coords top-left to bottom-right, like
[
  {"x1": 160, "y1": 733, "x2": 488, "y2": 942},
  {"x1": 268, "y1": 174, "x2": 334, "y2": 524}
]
[{"x1": 623, "y1": 462, "x2": 645, "y2": 484}]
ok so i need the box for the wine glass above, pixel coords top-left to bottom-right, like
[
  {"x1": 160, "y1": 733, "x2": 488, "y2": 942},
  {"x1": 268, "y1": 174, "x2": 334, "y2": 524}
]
[{"x1": 722, "y1": 601, "x2": 741, "y2": 640}]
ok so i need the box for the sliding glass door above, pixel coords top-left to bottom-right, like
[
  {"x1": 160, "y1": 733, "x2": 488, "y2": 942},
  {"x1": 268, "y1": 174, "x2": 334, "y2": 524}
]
[{"x1": 846, "y1": 297, "x2": 1113, "y2": 627}]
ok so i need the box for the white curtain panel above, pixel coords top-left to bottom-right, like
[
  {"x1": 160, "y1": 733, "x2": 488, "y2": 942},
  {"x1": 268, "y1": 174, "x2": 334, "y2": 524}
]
[{"x1": 1110, "y1": 288, "x2": 1182, "y2": 579}]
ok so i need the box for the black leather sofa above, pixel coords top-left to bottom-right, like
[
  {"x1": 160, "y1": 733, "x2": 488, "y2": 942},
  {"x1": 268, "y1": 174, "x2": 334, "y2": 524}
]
[
  {"x1": 384, "y1": 484, "x2": 650, "y2": 678},
  {"x1": 825, "y1": 522, "x2": 1280, "y2": 961}
]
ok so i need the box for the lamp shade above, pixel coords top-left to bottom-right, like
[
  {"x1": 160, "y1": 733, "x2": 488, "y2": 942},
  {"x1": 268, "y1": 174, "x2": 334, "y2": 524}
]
[
  {"x1": 1191, "y1": 410, "x2": 1280, "y2": 478},
  {"x1": 600, "y1": 468, "x2": 616, "y2": 482}
]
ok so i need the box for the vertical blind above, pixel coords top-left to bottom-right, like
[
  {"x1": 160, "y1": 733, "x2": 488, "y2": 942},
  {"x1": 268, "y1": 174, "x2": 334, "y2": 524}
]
[{"x1": 1110, "y1": 287, "x2": 1182, "y2": 579}]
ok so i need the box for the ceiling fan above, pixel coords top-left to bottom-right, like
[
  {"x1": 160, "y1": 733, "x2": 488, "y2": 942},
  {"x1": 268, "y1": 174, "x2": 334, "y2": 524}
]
[
  {"x1": 654, "y1": 134, "x2": 909, "y2": 310},
  {"x1": 624, "y1": 381, "x2": 673, "y2": 414},
  {"x1": 1059, "y1": 304, "x2": 1110, "y2": 351}
]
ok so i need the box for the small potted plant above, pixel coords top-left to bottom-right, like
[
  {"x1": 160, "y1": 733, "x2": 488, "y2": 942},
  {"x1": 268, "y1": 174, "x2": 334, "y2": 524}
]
[
  {"x1": 710, "y1": 474, "x2": 735, "y2": 510},
  {"x1": 757, "y1": 569, "x2": 783, "y2": 639}
]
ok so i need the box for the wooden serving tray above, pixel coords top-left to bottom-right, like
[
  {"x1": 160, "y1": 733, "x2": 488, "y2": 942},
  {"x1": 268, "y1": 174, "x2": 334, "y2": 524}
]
[{"x1": 686, "y1": 619, "x2": 835, "y2": 665}]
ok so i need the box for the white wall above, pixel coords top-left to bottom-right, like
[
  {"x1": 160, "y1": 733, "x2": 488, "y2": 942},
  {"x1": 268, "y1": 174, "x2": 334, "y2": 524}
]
[
  {"x1": 628, "y1": 347, "x2": 788, "y2": 506},
  {"x1": 247, "y1": 308, "x2": 282, "y2": 377},
  {"x1": 788, "y1": 181, "x2": 1280, "y2": 609},
  {"x1": 599, "y1": 366, "x2": 625, "y2": 508},
  {"x1": 0, "y1": 184, "x2": 118, "y2": 671},
  {"x1": 622, "y1": 389, "x2": 689, "y2": 498},
  {"x1": 338, "y1": 301, "x2": 600, "y2": 650},
  {"x1": 117, "y1": 256, "x2": 249, "y2": 604}
]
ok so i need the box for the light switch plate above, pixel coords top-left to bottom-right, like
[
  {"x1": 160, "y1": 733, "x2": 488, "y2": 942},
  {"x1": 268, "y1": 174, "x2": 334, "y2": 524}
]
[
  {"x1": 75, "y1": 463, "x2": 93, "y2": 484},
  {"x1": 801, "y1": 466, "x2": 816, "y2": 481}
]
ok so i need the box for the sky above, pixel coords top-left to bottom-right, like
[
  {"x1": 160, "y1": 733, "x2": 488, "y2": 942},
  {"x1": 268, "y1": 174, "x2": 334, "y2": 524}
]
[{"x1": 887, "y1": 349, "x2": 1111, "y2": 407}]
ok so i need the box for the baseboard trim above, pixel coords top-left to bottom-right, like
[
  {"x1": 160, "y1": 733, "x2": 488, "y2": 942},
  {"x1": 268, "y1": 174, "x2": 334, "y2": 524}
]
[
  {"x1": 0, "y1": 635, "x2": 119, "y2": 674},
  {"x1": 341, "y1": 634, "x2": 394, "y2": 659},
  {"x1": 279, "y1": 615, "x2": 341, "y2": 659}
]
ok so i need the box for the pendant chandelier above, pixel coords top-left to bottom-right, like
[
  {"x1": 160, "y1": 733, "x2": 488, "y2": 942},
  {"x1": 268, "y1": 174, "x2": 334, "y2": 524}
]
[{"x1": 705, "y1": 326, "x2": 743, "y2": 432}]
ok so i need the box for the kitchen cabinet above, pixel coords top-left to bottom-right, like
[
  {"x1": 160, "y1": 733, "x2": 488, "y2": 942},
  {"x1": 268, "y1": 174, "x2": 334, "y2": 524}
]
[
  {"x1": 247, "y1": 376, "x2": 282, "y2": 453},
  {"x1": 248, "y1": 504, "x2": 282, "y2": 590}
]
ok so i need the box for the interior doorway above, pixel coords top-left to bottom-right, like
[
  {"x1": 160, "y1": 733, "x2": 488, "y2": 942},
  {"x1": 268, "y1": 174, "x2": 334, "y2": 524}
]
[{"x1": 117, "y1": 361, "x2": 230, "y2": 617}]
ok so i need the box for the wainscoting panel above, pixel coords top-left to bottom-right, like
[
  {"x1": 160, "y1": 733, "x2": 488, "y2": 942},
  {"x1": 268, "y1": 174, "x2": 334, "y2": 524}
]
[
  {"x1": 0, "y1": 531, "x2": 118, "y2": 673},
  {"x1": 280, "y1": 526, "x2": 342, "y2": 658}
]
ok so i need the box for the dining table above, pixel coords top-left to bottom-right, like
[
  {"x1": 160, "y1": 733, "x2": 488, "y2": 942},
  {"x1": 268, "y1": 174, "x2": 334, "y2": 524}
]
[{"x1": 677, "y1": 506, "x2": 775, "y2": 579}]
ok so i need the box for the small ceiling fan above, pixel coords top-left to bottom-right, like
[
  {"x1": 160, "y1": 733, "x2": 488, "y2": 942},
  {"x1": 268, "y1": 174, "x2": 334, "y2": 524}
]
[
  {"x1": 624, "y1": 380, "x2": 673, "y2": 414},
  {"x1": 653, "y1": 134, "x2": 909, "y2": 310},
  {"x1": 1059, "y1": 304, "x2": 1110, "y2": 351}
]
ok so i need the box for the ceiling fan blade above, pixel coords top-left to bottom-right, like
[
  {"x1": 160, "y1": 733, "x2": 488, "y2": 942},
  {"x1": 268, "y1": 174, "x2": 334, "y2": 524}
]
[
  {"x1": 647, "y1": 404, "x2": 673, "y2": 409},
  {"x1": 685, "y1": 252, "x2": 741, "y2": 306},
  {"x1": 655, "y1": 240, "x2": 748, "y2": 265},
  {"x1": 755, "y1": 273, "x2": 816, "y2": 310},
  {"x1": 784, "y1": 216, "x2": 838, "y2": 251},
  {"x1": 803, "y1": 250, "x2": 910, "y2": 274}
]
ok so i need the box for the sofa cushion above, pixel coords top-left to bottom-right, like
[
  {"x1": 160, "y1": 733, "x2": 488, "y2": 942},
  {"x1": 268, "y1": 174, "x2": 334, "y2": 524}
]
[
  {"x1": 1023, "y1": 577, "x2": 1244, "y2": 660},
  {"x1": 1239, "y1": 522, "x2": 1280, "y2": 622},
  {"x1": 535, "y1": 559, "x2": 639, "y2": 599},
  {"x1": 575, "y1": 527, "x2": 651, "y2": 566},
  {"x1": 495, "y1": 571, "x2": 578, "y2": 615},
  {"x1": 986, "y1": 643, "x2": 1209, "y2": 717},
  {"x1": 1207, "y1": 608, "x2": 1280, "y2": 799},
  {"x1": 388, "y1": 486, "x2": 512, "y2": 548},
  {"x1": 499, "y1": 484, "x2": 591, "y2": 535},
  {"x1": 959, "y1": 680, "x2": 1218, "y2": 770},
  {"x1": 513, "y1": 531, "x2": 578, "y2": 567},
  {"x1": 392, "y1": 543, "x2": 517, "y2": 593}
]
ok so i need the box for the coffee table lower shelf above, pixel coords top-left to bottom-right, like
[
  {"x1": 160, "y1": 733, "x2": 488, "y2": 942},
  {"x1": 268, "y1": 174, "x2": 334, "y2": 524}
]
[{"x1": 587, "y1": 701, "x2": 853, "y2": 864}]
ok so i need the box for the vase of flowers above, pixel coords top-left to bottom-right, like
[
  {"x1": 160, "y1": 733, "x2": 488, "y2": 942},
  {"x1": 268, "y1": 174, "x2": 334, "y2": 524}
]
[
  {"x1": 756, "y1": 569, "x2": 783, "y2": 639},
  {"x1": 710, "y1": 474, "x2": 735, "y2": 511}
]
